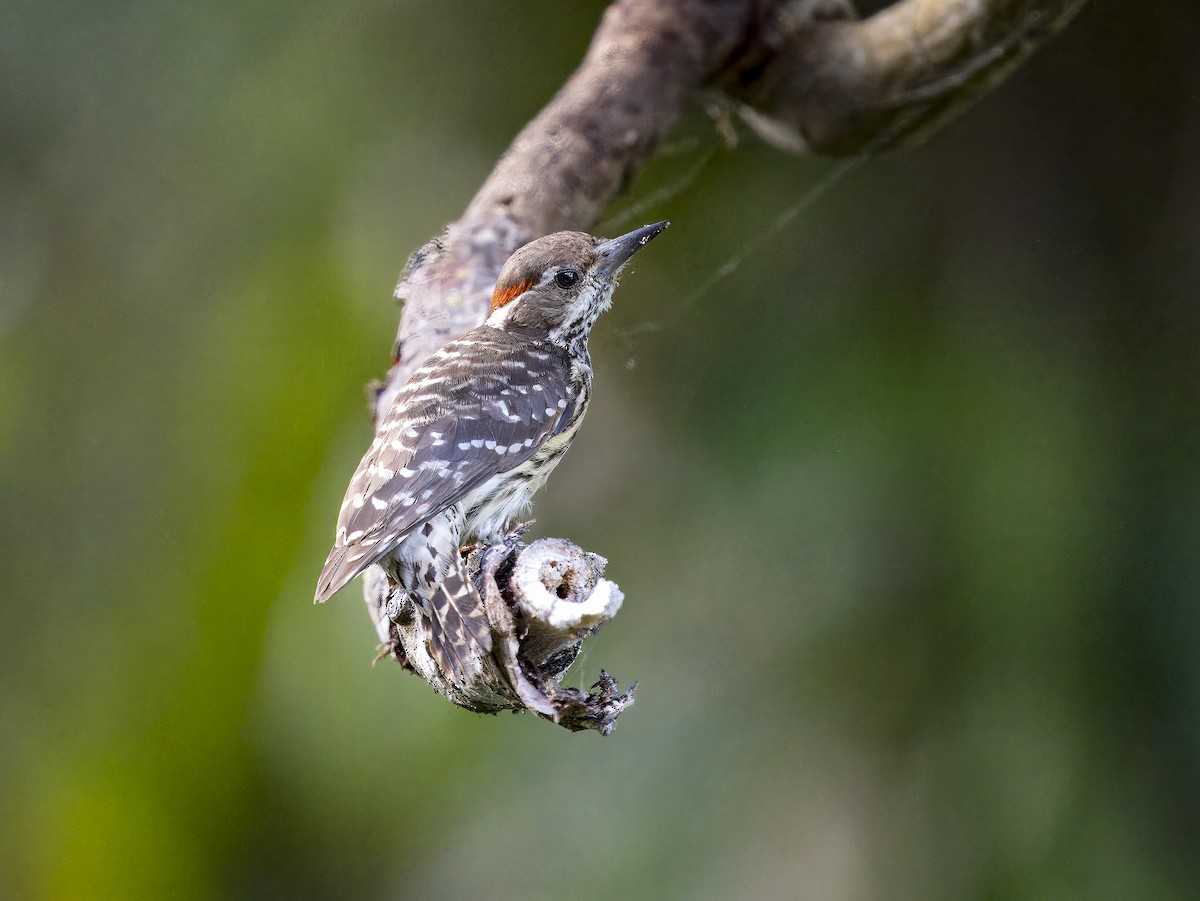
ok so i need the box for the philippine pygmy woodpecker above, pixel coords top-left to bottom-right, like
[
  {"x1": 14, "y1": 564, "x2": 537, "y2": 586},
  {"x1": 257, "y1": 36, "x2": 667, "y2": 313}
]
[{"x1": 316, "y1": 221, "x2": 669, "y2": 684}]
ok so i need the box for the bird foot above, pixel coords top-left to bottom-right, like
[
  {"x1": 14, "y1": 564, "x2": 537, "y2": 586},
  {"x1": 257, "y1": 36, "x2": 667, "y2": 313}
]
[
  {"x1": 506, "y1": 518, "x2": 535, "y2": 540},
  {"x1": 460, "y1": 519, "x2": 536, "y2": 556},
  {"x1": 502, "y1": 519, "x2": 535, "y2": 553}
]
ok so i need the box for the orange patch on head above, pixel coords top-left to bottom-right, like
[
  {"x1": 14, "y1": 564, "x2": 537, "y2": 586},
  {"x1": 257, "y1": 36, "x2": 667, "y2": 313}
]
[{"x1": 490, "y1": 279, "x2": 533, "y2": 312}]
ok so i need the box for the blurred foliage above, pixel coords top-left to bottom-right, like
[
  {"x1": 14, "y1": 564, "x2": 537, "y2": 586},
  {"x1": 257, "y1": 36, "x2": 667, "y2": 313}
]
[{"x1": 2, "y1": 1, "x2": 1199, "y2": 898}]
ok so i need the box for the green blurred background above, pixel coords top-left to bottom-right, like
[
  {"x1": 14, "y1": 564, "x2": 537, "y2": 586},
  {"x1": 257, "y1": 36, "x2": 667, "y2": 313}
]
[{"x1": 3, "y1": 1, "x2": 1198, "y2": 898}]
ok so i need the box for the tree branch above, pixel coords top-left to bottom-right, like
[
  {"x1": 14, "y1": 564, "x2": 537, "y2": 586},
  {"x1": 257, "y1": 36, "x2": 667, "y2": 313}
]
[
  {"x1": 724, "y1": 0, "x2": 1091, "y2": 154},
  {"x1": 350, "y1": 0, "x2": 1090, "y2": 731}
]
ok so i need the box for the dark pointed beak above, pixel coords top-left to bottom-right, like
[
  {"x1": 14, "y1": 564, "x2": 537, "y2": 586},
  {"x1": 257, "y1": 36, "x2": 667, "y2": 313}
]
[{"x1": 595, "y1": 220, "x2": 669, "y2": 278}]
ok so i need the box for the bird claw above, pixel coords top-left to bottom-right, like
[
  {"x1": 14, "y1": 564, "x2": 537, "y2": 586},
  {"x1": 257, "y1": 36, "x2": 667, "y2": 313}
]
[
  {"x1": 461, "y1": 519, "x2": 535, "y2": 557},
  {"x1": 506, "y1": 518, "x2": 535, "y2": 538},
  {"x1": 503, "y1": 519, "x2": 535, "y2": 552}
]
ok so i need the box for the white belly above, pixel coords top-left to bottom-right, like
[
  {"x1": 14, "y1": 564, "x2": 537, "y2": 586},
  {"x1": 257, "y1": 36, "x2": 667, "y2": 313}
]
[{"x1": 461, "y1": 409, "x2": 585, "y2": 542}]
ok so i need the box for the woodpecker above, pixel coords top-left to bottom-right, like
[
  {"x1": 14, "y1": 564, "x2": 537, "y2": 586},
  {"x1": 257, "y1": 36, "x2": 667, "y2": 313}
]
[{"x1": 316, "y1": 221, "x2": 669, "y2": 685}]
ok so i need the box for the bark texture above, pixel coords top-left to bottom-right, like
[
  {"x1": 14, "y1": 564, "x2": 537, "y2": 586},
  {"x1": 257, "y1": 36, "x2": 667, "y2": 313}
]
[{"x1": 350, "y1": 0, "x2": 1090, "y2": 731}]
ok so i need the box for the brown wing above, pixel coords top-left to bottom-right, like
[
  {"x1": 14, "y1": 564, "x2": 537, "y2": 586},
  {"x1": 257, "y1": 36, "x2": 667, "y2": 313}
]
[{"x1": 315, "y1": 331, "x2": 571, "y2": 601}]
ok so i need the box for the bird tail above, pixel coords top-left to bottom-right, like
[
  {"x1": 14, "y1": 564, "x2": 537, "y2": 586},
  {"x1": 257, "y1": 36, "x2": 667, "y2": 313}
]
[{"x1": 422, "y1": 553, "x2": 494, "y2": 687}]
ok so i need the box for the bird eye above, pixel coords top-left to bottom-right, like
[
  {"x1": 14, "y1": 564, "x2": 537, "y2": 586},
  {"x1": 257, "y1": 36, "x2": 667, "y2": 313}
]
[{"x1": 554, "y1": 269, "x2": 581, "y2": 289}]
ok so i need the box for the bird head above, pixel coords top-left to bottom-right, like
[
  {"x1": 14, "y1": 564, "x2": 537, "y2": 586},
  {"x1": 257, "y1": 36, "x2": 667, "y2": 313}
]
[{"x1": 486, "y1": 220, "x2": 669, "y2": 347}]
